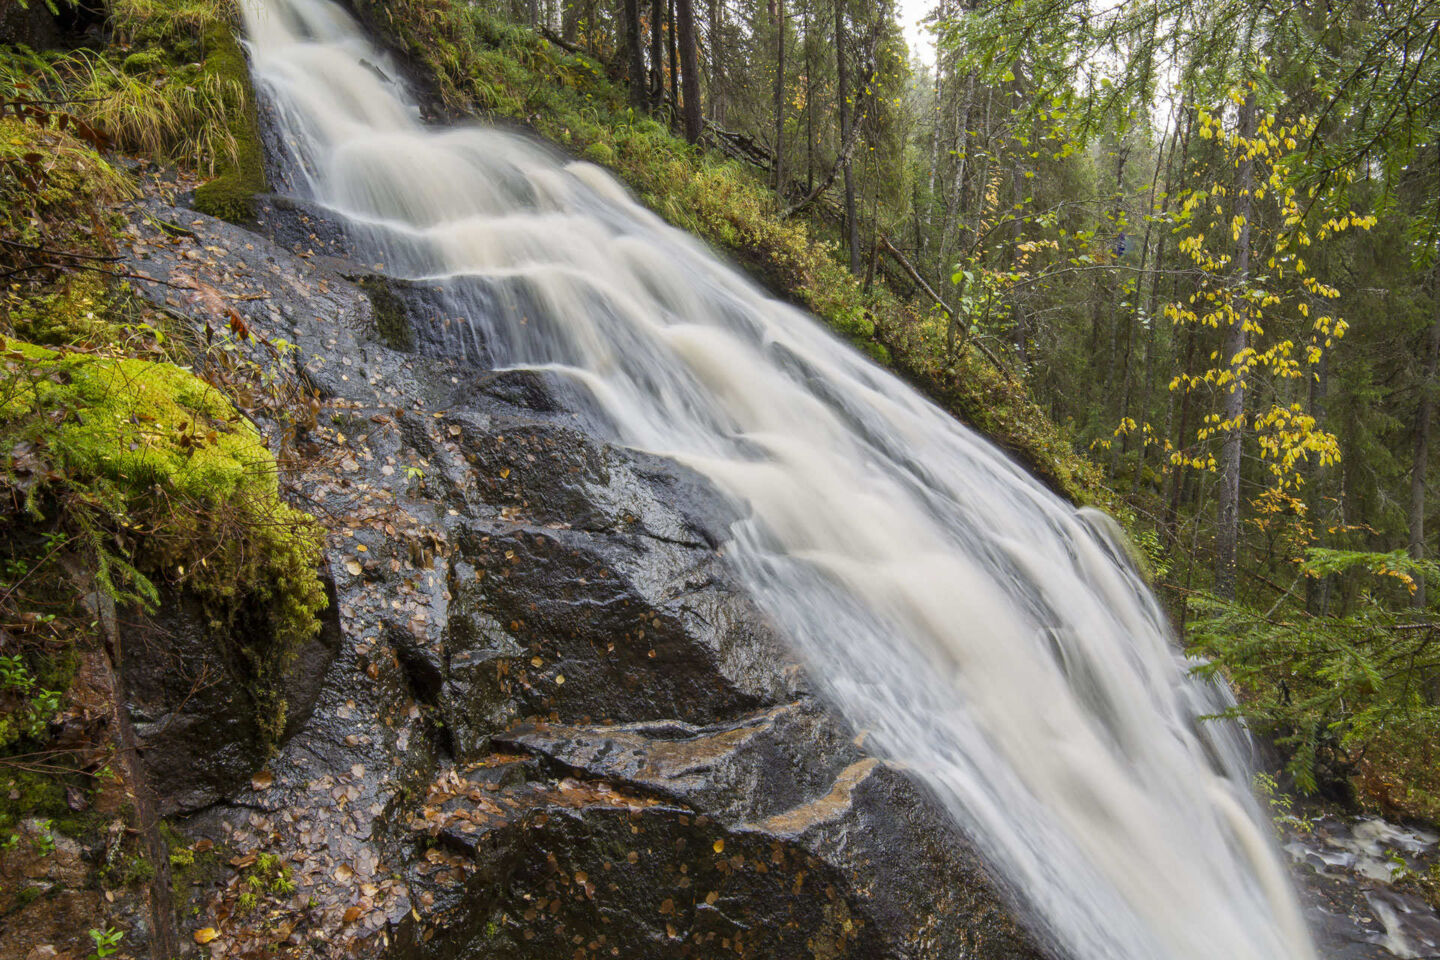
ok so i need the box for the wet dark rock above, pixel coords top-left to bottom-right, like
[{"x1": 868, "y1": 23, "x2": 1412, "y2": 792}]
[
  {"x1": 118, "y1": 583, "x2": 340, "y2": 815},
  {"x1": 354, "y1": 275, "x2": 418, "y2": 352},
  {"x1": 1286, "y1": 814, "x2": 1440, "y2": 960},
  {"x1": 0, "y1": 3, "x2": 60, "y2": 48},
  {"x1": 116, "y1": 185, "x2": 1046, "y2": 959}
]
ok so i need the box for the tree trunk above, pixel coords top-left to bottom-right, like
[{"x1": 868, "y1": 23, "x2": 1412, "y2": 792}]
[
  {"x1": 561, "y1": 0, "x2": 580, "y2": 41},
  {"x1": 1166, "y1": 325, "x2": 1198, "y2": 548},
  {"x1": 923, "y1": 42, "x2": 942, "y2": 265},
  {"x1": 707, "y1": 0, "x2": 723, "y2": 122},
  {"x1": 936, "y1": 73, "x2": 974, "y2": 278},
  {"x1": 649, "y1": 0, "x2": 664, "y2": 108},
  {"x1": 667, "y1": 0, "x2": 679, "y2": 119},
  {"x1": 1306, "y1": 348, "x2": 1334, "y2": 615},
  {"x1": 1411, "y1": 279, "x2": 1440, "y2": 608},
  {"x1": 623, "y1": 0, "x2": 646, "y2": 107},
  {"x1": 1214, "y1": 89, "x2": 1256, "y2": 600},
  {"x1": 771, "y1": 0, "x2": 786, "y2": 193},
  {"x1": 675, "y1": 0, "x2": 702, "y2": 141},
  {"x1": 835, "y1": 0, "x2": 859, "y2": 274},
  {"x1": 804, "y1": 0, "x2": 814, "y2": 190}
]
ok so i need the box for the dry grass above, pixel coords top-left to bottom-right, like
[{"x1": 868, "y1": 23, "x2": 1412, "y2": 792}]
[
  {"x1": 107, "y1": 0, "x2": 237, "y2": 45},
  {"x1": 52, "y1": 50, "x2": 244, "y2": 175}
]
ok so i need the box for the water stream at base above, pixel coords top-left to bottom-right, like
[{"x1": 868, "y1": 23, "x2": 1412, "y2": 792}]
[{"x1": 239, "y1": 2, "x2": 1318, "y2": 956}]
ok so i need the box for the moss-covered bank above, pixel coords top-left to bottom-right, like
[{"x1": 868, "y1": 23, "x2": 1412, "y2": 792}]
[
  {"x1": 0, "y1": 41, "x2": 324, "y2": 934},
  {"x1": 190, "y1": 22, "x2": 268, "y2": 221}
]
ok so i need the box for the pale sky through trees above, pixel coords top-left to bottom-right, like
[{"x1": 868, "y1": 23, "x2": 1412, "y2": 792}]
[{"x1": 897, "y1": 0, "x2": 935, "y2": 64}]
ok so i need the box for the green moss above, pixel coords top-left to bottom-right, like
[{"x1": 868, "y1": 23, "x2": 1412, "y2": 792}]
[
  {"x1": 0, "y1": 117, "x2": 132, "y2": 260},
  {"x1": 2, "y1": 339, "x2": 278, "y2": 506},
  {"x1": 0, "y1": 770, "x2": 67, "y2": 834},
  {"x1": 0, "y1": 336, "x2": 327, "y2": 744},
  {"x1": 356, "y1": 276, "x2": 416, "y2": 352},
  {"x1": 582, "y1": 142, "x2": 614, "y2": 165},
  {"x1": 106, "y1": 852, "x2": 157, "y2": 887},
  {"x1": 192, "y1": 25, "x2": 267, "y2": 222},
  {"x1": 121, "y1": 49, "x2": 167, "y2": 74}
]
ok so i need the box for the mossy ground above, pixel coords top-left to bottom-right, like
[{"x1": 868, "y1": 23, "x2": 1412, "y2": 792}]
[
  {"x1": 190, "y1": 23, "x2": 268, "y2": 221},
  {"x1": 0, "y1": 14, "x2": 324, "y2": 879},
  {"x1": 0, "y1": 0, "x2": 267, "y2": 223},
  {"x1": 348, "y1": 0, "x2": 1104, "y2": 504}
]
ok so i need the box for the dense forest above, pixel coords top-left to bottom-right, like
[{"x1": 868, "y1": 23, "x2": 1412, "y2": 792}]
[{"x1": 2, "y1": 0, "x2": 1440, "y2": 955}]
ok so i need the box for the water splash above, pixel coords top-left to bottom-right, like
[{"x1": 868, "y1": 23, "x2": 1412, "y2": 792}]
[{"x1": 240, "y1": 2, "x2": 1317, "y2": 956}]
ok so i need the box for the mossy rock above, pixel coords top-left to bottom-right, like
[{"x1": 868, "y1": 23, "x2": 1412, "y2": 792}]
[
  {"x1": 0, "y1": 117, "x2": 131, "y2": 256},
  {"x1": 356, "y1": 275, "x2": 416, "y2": 352},
  {"x1": 121, "y1": 48, "x2": 166, "y2": 75},
  {"x1": 582, "y1": 141, "x2": 614, "y2": 165},
  {"x1": 192, "y1": 25, "x2": 267, "y2": 223},
  {"x1": 1, "y1": 337, "x2": 278, "y2": 507},
  {"x1": 0, "y1": 336, "x2": 327, "y2": 743}
]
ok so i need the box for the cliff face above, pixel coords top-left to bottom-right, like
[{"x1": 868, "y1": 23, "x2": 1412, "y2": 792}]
[{"x1": 71, "y1": 178, "x2": 1047, "y2": 960}]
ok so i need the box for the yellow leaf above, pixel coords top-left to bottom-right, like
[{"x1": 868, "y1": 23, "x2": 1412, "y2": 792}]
[{"x1": 194, "y1": 928, "x2": 219, "y2": 945}]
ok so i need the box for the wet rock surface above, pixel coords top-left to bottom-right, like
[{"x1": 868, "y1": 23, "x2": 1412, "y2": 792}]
[
  {"x1": 118, "y1": 587, "x2": 341, "y2": 815},
  {"x1": 107, "y1": 182, "x2": 1046, "y2": 959},
  {"x1": 1287, "y1": 815, "x2": 1440, "y2": 960}
]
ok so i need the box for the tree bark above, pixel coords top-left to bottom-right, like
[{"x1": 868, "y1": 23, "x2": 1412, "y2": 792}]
[
  {"x1": 675, "y1": 0, "x2": 702, "y2": 141},
  {"x1": 936, "y1": 72, "x2": 974, "y2": 279},
  {"x1": 771, "y1": 0, "x2": 786, "y2": 193},
  {"x1": 707, "y1": 0, "x2": 723, "y2": 122},
  {"x1": 1214, "y1": 89, "x2": 1257, "y2": 600},
  {"x1": 649, "y1": 0, "x2": 664, "y2": 108},
  {"x1": 1306, "y1": 347, "x2": 1334, "y2": 615},
  {"x1": 623, "y1": 0, "x2": 646, "y2": 107},
  {"x1": 835, "y1": 0, "x2": 859, "y2": 274},
  {"x1": 667, "y1": 0, "x2": 679, "y2": 119},
  {"x1": 1411, "y1": 278, "x2": 1440, "y2": 608},
  {"x1": 804, "y1": 0, "x2": 814, "y2": 190},
  {"x1": 561, "y1": 0, "x2": 580, "y2": 41}
]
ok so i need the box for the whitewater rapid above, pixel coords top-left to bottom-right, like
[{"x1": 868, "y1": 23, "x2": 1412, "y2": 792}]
[{"x1": 238, "y1": 1, "x2": 1317, "y2": 957}]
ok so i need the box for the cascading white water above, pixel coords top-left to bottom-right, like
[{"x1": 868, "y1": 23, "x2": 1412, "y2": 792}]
[{"x1": 239, "y1": 2, "x2": 1318, "y2": 957}]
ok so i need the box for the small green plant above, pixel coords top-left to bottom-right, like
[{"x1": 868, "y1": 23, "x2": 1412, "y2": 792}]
[
  {"x1": 1252, "y1": 773, "x2": 1314, "y2": 834},
  {"x1": 88, "y1": 926, "x2": 124, "y2": 960},
  {"x1": 32, "y1": 819, "x2": 55, "y2": 855},
  {"x1": 239, "y1": 848, "x2": 295, "y2": 902}
]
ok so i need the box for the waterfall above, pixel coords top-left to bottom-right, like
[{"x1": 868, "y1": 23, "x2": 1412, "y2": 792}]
[{"x1": 238, "y1": 2, "x2": 1317, "y2": 957}]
